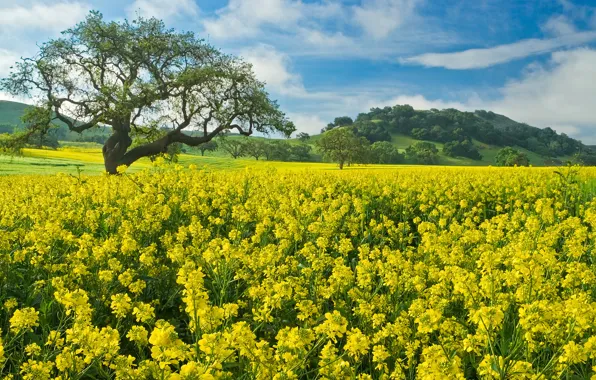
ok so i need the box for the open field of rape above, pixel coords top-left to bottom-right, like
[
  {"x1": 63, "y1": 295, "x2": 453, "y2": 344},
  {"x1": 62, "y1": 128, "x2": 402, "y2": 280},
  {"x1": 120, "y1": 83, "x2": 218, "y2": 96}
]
[{"x1": 3, "y1": 166, "x2": 596, "y2": 379}]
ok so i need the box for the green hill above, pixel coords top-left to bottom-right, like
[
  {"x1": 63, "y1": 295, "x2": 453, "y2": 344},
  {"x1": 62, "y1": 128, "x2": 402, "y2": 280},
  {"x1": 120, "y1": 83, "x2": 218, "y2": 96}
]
[
  {"x1": 0, "y1": 100, "x2": 111, "y2": 143},
  {"x1": 1, "y1": 100, "x2": 592, "y2": 166},
  {"x1": 318, "y1": 105, "x2": 591, "y2": 166},
  {"x1": 0, "y1": 101, "x2": 30, "y2": 133}
]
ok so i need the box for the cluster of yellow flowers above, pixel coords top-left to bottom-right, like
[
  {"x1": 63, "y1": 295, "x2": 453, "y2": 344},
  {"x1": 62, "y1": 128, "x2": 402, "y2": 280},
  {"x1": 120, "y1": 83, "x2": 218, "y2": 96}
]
[{"x1": 1, "y1": 164, "x2": 596, "y2": 379}]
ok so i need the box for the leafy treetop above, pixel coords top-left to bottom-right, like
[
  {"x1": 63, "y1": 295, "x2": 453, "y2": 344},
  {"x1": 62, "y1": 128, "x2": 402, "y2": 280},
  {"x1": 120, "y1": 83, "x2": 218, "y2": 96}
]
[{"x1": 0, "y1": 11, "x2": 295, "y2": 173}]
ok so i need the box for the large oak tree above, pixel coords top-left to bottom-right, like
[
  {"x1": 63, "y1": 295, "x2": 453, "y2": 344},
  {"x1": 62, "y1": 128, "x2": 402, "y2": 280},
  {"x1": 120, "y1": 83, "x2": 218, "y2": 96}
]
[{"x1": 0, "y1": 11, "x2": 295, "y2": 173}]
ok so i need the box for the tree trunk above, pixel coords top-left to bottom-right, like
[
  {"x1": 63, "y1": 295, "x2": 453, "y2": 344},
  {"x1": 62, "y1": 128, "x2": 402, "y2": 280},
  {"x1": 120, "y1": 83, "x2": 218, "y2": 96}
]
[
  {"x1": 102, "y1": 126, "x2": 133, "y2": 174},
  {"x1": 339, "y1": 161, "x2": 344, "y2": 170}
]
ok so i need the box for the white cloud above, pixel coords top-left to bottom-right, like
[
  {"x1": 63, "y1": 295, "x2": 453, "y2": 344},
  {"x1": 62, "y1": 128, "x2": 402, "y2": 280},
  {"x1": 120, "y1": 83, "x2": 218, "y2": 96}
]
[
  {"x1": 0, "y1": 2, "x2": 89, "y2": 32},
  {"x1": 127, "y1": 0, "x2": 199, "y2": 21},
  {"x1": 353, "y1": 0, "x2": 420, "y2": 39},
  {"x1": 299, "y1": 29, "x2": 352, "y2": 48},
  {"x1": 542, "y1": 15, "x2": 577, "y2": 36},
  {"x1": 488, "y1": 48, "x2": 596, "y2": 142},
  {"x1": 286, "y1": 113, "x2": 328, "y2": 135},
  {"x1": 400, "y1": 31, "x2": 596, "y2": 69},
  {"x1": 0, "y1": 49, "x2": 20, "y2": 77},
  {"x1": 240, "y1": 44, "x2": 308, "y2": 97},
  {"x1": 203, "y1": 0, "x2": 303, "y2": 39}
]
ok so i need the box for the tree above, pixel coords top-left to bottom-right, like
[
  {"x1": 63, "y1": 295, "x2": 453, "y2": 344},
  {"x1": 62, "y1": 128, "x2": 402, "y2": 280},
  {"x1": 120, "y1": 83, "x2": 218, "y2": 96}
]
[
  {"x1": 495, "y1": 147, "x2": 530, "y2": 167},
  {"x1": 0, "y1": 133, "x2": 27, "y2": 156},
  {"x1": 317, "y1": 127, "x2": 366, "y2": 169},
  {"x1": 0, "y1": 12, "x2": 294, "y2": 174},
  {"x1": 333, "y1": 116, "x2": 353, "y2": 127},
  {"x1": 443, "y1": 139, "x2": 482, "y2": 160},
  {"x1": 219, "y1": 138, "x2": 245, "y2": 159},
  {"x1": 242, "y1": 139, "x2": 267, "y2": 160},
  {"x1": 297, "y1": 132, "x2": 310, "y2": 142},
  {"x1": 289, "y1": 144, "x2": 312, "y2": 162},
  {"x1": 267, "y1": 141, "x2": 291, "y2": 161},
  {"x1": 20, "y1": 106, "x2": 60, "y2": 149},
  {"x1": 405, "y1": 142, "x2": 440, "y2": 165},
  {"x1": 197, "y1": 140, "x2": 218, "y2": 156},
  {"x1": 370, "y1": 141, "x2": 403, "y2": 164}
]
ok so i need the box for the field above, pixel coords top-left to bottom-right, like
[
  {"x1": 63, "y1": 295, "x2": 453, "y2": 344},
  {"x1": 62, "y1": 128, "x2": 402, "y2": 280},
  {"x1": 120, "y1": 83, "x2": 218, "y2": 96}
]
[
  {"x1": 0, "y1": 145, "x2": 413, "y2": 176},
  {"x1": 2, "y1": 161, "x2": 596, "y2": 379}
]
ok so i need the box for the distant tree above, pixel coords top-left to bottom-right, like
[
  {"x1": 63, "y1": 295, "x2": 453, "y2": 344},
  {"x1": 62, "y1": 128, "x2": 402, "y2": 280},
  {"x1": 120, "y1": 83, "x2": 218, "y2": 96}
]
[
  {"x1": 268, "y1": 141, "x2": 292, "y2": 161},
  {"x1": 573, "y1": 152, "x2": 596, "y2": 166},
  {"x1": 334, "y1": 116, "x2": 353, "y2": 127},
  {"x1": 370, "y1": 141, "x2": 404, "y2": 164},
  {"x1": 443, "y1": 140, "x2": 482, "y2": 160},
  {"x1": 321, "y1": 123, "x2": 336, "y2": 133},
  {"x1": 411, "y1": 128, "x2": 430, "y2": 140},
  {"x1": 495, "y1": 147, "x2": 530, "y2": 166},
  {"x1": 219, "y1": 138, "x2": 245, "y2": 159},
  {"x1": 317, "y1": 127, "x2": 366, "y2": 169},
  {"x1": 0, "y1": 133, "x2": 27, "y2": 156},
  {"x1": 242, "y1": 139, "x2": 267, "y2": 160},
  {"x1": 297, "y1": 132, "x2": 310, "y2": 142},
  {"x1": 0, "y1": 11, "x2": 294, "y2": 174},
  {"x1": 198, "y1": 140, "x2": 218, "y2": 156},
  {"x1": 351, "y1": 121, "x2": 391, "y2": 143},
  {"x1": 405, "y1": 142, "x2": 440, "y2": 165},
  {"x1": 289, "y1": 144, "x2": 312, "y2": 162}
]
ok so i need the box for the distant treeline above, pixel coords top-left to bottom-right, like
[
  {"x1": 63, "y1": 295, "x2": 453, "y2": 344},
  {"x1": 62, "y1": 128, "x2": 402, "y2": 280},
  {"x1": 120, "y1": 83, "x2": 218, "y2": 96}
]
[{"x1": 323, "y1": 105, "x2": 594, "y2": 161}]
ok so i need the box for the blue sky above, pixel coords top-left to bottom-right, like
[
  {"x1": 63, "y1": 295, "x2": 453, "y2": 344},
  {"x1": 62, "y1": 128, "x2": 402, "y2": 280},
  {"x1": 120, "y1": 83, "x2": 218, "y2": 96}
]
[{"x1": 1, "y1": 0, "x2": 596, "y2": 141}]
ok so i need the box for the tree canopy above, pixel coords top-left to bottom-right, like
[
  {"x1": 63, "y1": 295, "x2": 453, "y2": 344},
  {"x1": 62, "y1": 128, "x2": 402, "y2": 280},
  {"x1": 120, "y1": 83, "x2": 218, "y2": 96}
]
[
  {"x1": 0, "y1": 11, "x2": 294, "y2": 173},
  {"x1": 317, "y1": 127, "x2": 368, "y2": 169},
  {"x1": 495, "y1": 147, "x2": 530, "y2": 167}
]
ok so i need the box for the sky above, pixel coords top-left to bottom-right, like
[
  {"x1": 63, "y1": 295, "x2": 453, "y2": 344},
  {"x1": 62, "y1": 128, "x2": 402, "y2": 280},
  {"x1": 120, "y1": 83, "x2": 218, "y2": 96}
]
[{"x1": 1, "y1": 0, "x2": 596, "y2": 142}]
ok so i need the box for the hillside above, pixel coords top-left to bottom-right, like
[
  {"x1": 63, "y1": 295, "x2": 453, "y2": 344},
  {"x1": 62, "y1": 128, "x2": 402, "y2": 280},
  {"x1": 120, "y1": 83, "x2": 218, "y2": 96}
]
[
  {"x1": 0, "y1": 101, "x2": 30, "y2": 133},
  {"x1": 0, "y1": 100, "x2": 111, "y2": 143},
  {"x1": 1, "y1": 100, "x2": 592, "y2": 166},
  {"x1": 320, "y1": 105, "x2": 591, "y2": 166}
]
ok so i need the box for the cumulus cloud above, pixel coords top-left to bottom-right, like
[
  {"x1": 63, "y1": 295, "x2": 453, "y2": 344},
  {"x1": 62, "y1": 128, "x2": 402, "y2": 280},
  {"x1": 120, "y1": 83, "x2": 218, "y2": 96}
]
[
  {"x1": 542, "y1": 15, "x2": 577, "y2": 36},
  {"x1": 488, "y1": 48, "x2": 596, "y2": 142},
  {"x1": 0, "y1": 49, "x2": 20, "y2": 77},
  {"x1": 0, "y1": 1, "x2": 89, "y2": 32},
  {"x1": 203, "y1": 0, "x2": 303, "y2": 39},
  {"x1": 353, "y1": 0, "x2": 420, "y2": 39},
  {"x1": 127, "y1": 0, "x2": 199, "y2": 20},
  {"x1": 400, "y1": 31, "x2": 596, "y2": 69},
  {"x1": 240, "y1": 44, "x2": 308, "y2": 97}
]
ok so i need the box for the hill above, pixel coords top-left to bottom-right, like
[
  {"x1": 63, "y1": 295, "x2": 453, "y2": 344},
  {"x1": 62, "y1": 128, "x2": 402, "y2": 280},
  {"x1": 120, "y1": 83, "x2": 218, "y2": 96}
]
[
  {"x1": 0, "y1": 101, "x2": 30, "y2": 133},
  {"x1": 318, "y1": 105, "x2": 592, "y2": 166},
  {"x1": 0, "y1": 100, "x2": 111, "y2": 143},
  {"x1": 2, "y1": 100, "x2": 593, "y2": 166}
]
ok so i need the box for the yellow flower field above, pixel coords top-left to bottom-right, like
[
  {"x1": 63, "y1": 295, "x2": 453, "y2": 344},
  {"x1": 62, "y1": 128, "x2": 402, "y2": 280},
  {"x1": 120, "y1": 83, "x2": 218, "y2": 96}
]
[{"x1": 1, "y1": 164, "x2": 596, "y2": 379}]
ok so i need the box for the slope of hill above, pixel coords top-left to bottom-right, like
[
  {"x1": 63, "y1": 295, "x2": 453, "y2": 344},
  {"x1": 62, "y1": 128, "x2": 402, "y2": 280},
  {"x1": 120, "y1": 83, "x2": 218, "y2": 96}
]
[
  {"x1": 0, "y1": 101, "x2": 30, "y2": 133},
  {"x1": 1, "y1": 100, "x2": 591, "y2": 166},
  {"x1": 0, "y1": 100, "x2": 111, "y2": 143},
  {"x1": 333, "y1": 105, "x2": 589, "y2": 165}
]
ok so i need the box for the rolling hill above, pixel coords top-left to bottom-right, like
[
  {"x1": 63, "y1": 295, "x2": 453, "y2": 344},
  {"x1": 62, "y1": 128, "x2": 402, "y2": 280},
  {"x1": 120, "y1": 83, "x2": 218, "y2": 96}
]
[
  {"x1": 1, "y1": 100, "x2": 592, "y2": 166},
  {"x1": 0, "y1": 100, "x2": 111, "y2": 143}
]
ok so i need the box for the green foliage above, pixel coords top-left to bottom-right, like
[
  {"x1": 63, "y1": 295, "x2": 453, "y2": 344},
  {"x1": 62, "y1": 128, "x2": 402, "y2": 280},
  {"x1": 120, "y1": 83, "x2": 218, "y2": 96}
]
[
  {"x1": 443, "y1": 139, "x2": 482, "y2": 160},
  {"x1": 0, "y1": 133, "x2": 27, "y2": 156},
  {"x1": 242, "y1": 139, "x2": 267, "y2": 160},
  {"x1": 317, "y1": 127, "x2": 368, "y2": 169},
  {"x1": 350, "y1": 120, "x2": 392, "y2": 143},
  {"x1": 0, "y1": 11, "x2": 294, "y2": 173},
  {"x1": 338, "y1": 105, "x2": 586, "y2": 158},
  {"x1": 296, "y1": 132, "x2": 310, "y2": 142},
  {"x1": 219, "y1": 138, "x2": 245, "y2": 159},
  {"x1": 370, "y1": 141, "x2": 404, "y2": 164},
  {"x1": 495, "y1": 147, "x2": 530, "y2": 167},
  {"x1": 197, "y1": 140, "x2": 218, "y2": 156},
  {"x1": 405, "y1": 142, "x2": 440, "y2": 165}
]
